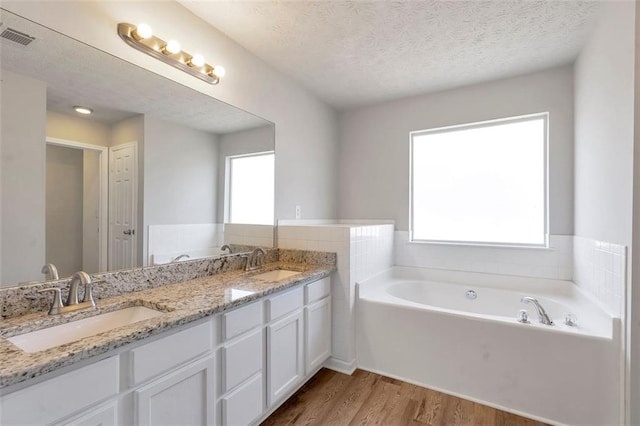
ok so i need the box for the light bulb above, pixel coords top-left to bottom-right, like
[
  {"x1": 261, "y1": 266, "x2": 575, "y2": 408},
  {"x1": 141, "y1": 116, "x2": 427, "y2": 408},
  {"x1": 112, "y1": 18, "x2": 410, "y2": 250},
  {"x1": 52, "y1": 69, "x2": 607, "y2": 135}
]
[
  {"x1": 164, "y1": 40, "x2": 181, "y2": 55},
  {"x1": 211, "y1": 65, "x2": 226, "y2": 78},
  {"x1": 73, "y1": 106, "x2": 93, "y2": 115},
  {"x1": 189, "y1": 53, "x2": 205, "y2": 68},
  {"x1": 134, "y1": 23, "x2": 152, "y2": 40}
]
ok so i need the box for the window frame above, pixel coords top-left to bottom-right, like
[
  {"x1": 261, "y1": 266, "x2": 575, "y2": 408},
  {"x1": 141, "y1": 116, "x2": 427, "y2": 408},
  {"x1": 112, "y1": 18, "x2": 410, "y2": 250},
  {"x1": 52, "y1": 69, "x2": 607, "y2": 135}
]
[{"x1": 409, "y1": 112, "x2": 549, "y2": 248}]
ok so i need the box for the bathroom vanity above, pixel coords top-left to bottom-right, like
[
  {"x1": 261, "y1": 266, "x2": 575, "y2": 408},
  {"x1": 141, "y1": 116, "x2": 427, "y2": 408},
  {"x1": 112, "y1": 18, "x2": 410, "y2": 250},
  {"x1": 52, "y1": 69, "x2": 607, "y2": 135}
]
[{"x1": 0, "y1": 258, "x2": 333, "y2": 425}]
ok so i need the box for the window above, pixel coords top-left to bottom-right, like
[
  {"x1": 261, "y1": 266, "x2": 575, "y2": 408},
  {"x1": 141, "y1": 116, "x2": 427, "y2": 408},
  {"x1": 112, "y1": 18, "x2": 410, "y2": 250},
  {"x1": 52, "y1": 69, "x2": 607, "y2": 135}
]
[
  {"x1": 227, "y1": 152, "x2": 274, "y2": 225},
  {"x1": 410, "y1": 113, "x2": 547, "y2": 246}
]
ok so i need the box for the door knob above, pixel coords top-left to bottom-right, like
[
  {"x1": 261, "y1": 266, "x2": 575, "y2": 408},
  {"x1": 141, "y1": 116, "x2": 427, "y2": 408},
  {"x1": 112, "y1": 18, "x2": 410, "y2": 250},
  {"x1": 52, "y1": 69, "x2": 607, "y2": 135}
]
[{"x1": 123, "y1": 229, "x2": 135, "y2": 235}]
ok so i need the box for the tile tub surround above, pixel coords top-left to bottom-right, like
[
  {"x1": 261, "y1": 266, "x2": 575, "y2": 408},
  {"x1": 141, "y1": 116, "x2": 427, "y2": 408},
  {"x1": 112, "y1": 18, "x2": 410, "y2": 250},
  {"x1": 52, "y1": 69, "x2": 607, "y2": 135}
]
[
  {"x1": 0, "y1": 257, "x2": 334, "y2": 390},
  {"x1": 573, "y1": 236, "x2": 626, "y2": 316},
  {"x1": 0, "y1": 248, "x2": 334, "y2": 320}
]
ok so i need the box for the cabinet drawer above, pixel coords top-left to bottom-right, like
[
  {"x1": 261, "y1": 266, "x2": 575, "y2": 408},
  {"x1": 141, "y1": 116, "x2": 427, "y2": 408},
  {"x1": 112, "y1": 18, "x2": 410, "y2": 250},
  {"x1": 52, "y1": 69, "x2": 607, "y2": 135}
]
[
  {"x1": 60, "y1": 401, "x2": 117, "y2": 426},
  {"x1": 305, "y1": 277, "x2": 330, "y2": 304},
  {"x1": 222, "y1": 329, "x2": 263, "y2": 393},
  {"x1": 129, "y1": 320, "x2": 213, "y2": 386},
  {"x1": 223, "y1": 300, "x2": 263, "y2": 341},
  {"x1": 222, "y1": 373, "x2": 264, "y2": 426},
  {"x1": 268, "y1": 286, "x2": 303, "y2": 321},
  {"x1": 1, "y1": 356, "x2": 119, "y2": 425}
]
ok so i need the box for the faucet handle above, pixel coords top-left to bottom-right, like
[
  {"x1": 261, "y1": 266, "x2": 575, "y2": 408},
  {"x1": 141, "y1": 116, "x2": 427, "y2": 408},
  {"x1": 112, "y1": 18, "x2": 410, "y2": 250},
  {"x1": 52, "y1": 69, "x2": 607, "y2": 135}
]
[
  {"x1": 517, "y1": 309, "x2": 530, "y2": 324},
  {"x1": 82, "y1": 280, "x2": 103, "y2": 306},
  {"x1": 38, "y1": 288, "x2": 64, "y2": 315}
]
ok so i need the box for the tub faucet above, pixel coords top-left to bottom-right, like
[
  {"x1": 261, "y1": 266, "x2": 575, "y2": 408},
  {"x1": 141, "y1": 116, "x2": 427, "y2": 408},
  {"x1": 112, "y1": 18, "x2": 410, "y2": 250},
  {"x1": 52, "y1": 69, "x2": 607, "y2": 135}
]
[
  {"x1": 221, "y1": 244, "x2": 232, "y2": 254},
  {"x1": 521, "y1": 296, "x2": 554, "y2": 325},
  {"x1": 41, "y1": 263, "x2": 59, "y2": 280},
  {"x1": 245, "y1": 247, "x2": 266, "y2": 271}
]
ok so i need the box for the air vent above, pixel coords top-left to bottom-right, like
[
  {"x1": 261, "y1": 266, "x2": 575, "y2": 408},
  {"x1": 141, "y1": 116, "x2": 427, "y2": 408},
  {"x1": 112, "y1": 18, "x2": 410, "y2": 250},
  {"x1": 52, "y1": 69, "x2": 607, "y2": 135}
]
[{"x1": 0, "y1": 28, "x2": 35, "y2": 46}]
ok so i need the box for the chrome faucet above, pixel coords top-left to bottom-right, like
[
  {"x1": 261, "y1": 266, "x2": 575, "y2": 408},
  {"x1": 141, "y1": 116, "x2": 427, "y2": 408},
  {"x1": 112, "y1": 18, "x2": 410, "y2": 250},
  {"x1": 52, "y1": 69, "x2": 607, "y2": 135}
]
[
  {"x1": 221, "y1": 244, "x2": 232, "y2": 254},
  {"x1": 245, "y1": 247, "x2": 266, "y2": 272},
  {"x1": 38, "y1": 271, "x2": 98, "y2": 315},
  {"x1": 41, "y1": 263, "x2": 59, "y2": 280},
  {"x1": 171, "y1": 254, "x2": 190, "y2": 262},
  {"x1": 521, "y1": 296, "x2": 554, "y2": 325}
]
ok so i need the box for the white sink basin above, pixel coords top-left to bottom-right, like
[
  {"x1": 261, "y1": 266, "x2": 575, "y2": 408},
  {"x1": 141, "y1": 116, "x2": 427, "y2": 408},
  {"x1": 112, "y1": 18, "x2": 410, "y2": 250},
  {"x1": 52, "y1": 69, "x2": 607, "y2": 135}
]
[
  {"x1": 253, "y1": 270, "x2": 301, "y2": 281},
  {"x1": 8, "y1": 306, "x2": 163, "y2": 353}
]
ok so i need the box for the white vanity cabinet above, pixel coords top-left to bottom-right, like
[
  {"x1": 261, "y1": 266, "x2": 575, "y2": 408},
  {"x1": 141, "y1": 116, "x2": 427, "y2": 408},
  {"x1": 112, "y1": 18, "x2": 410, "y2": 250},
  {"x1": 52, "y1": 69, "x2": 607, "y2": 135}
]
[
  {"x1": 219, "y1": 301, "x2": 265, "y2": 426},
  {"x1": 0, "y1": 356, "x2": 120, "y2": 426},
  {"x1": 124, "y1": 319, "x2": 216, "y2": 426},
  {"x1": 2, "y1": 273, "x2": 333, "y2": 426},
  {"x1": 304, "y1": 277, "x2": 331, "y2": 375}
]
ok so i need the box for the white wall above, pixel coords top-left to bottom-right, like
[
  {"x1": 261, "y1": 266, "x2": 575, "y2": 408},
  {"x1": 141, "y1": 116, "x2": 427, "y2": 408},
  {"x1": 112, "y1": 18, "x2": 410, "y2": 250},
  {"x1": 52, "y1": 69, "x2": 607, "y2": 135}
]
[
  {"x1": 573, "y1": 2, "x2": 636, "y2": 423},
  {"x1": 144, "y1": 116, "x2": 219, "y2": 224},
  {"x1": 574, "y1": 3, "x2": 635, "y2": 247},
  {"x1": 45, "y1": 145, "x2": 83, "y2": 278},
  {"x1": 0, "y1": 70, "x2": 47, "y2": 286},
  {"x1": 3, "y1": 1, "x2": 339, "y2": 222},
  {"x1": 46, "y1": 111, "x2": 111, "y2": 147},
  {"x1": 338, "y1": 65, "x2": 574, "y2": 234},
  {"x1": 633, "y1": 4, "x2": 640, "y2": 425},
  {"x1": 83, "y1": 150, "x2": 101, "y2": 273},
  {"x1": 217, "y1": 125, "x2": 274, "y2": 222}
]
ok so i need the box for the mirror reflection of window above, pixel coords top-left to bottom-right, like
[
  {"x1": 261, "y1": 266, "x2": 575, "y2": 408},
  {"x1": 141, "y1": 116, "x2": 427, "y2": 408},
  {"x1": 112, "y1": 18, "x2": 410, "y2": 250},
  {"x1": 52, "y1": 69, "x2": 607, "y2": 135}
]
[{"x1": 228, "y1": 152, "x2": 275, "y2": 225}]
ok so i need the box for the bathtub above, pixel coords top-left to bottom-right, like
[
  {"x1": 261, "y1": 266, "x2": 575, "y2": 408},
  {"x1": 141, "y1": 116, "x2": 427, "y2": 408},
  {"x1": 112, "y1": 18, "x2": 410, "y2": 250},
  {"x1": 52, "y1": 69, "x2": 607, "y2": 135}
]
[{"x1": 356, "y1": 267, "x2": 621, "y2": 426}]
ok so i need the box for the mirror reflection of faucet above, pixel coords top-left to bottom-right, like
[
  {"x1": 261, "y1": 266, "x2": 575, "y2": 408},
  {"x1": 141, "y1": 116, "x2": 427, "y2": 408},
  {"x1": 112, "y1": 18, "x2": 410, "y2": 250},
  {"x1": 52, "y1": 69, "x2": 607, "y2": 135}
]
[
  {"x1": 245, "y1": 247, "x2": 266, "y2": 272},
  {"x1": 41, "y1": 263, "x2": 59, "y2": 281},
  {"x1": 171, "y1": 254, "x2": 190, "y2": 263}
]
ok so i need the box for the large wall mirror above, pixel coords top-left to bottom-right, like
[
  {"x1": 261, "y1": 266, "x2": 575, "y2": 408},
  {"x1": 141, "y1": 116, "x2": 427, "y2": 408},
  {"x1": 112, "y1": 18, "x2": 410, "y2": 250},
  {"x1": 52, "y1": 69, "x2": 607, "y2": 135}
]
[{"x1": 0, "y1": 9, "x2": 275, "y2": 288}]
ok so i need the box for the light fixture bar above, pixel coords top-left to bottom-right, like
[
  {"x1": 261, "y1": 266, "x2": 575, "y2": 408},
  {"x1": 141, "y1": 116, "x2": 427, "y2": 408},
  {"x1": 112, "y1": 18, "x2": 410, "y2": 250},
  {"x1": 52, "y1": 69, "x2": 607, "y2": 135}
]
[{"x1": 117, "y1": 23, "x2": 224, "y2": 85}]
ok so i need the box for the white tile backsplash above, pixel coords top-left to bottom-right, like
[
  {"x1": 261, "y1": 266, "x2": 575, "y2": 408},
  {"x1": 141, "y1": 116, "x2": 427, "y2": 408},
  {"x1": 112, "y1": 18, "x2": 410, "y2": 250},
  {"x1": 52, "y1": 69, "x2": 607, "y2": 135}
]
[
  {"x1": 223, "y1": 223, "x2": 274, "y2": 247},
  {"x1": 394, "y1": 231, "x2": 573, "y2": 280},
  {"x1": 573, "y1": 236, "x2": 626, "y2": 316},
  {"x1": 147, "y1": 224, "x2": 224, "y2": 265}
]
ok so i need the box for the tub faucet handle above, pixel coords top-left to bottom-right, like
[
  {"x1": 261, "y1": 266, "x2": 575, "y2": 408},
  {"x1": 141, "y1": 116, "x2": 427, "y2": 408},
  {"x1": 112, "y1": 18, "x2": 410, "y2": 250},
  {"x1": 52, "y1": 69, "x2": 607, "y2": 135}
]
[
  {"x1": 564, "y1": 313, "x2": 578, "y2": 327},
  {"x1": 517, "y1": 309, "x2": 530, "y2": 324}
]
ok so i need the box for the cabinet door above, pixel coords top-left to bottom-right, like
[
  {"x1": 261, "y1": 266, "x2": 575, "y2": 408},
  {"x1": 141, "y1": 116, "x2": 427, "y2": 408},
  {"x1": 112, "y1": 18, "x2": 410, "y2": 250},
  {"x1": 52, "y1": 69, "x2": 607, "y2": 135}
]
[
  {"x1": 266, "y1": 310, "x2": 304, "y2": 407},
  {"x1": 135, "y1": 356, "x2": 215, "y2": 426},
  {"x1": 305, "y1": 297, "x2": 332, "y2": 374}
]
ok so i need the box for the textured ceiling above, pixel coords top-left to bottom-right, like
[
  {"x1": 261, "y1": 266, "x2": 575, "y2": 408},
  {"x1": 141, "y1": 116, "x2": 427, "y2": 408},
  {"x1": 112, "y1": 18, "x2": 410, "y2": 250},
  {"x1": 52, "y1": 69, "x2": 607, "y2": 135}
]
[
  {"x1": 0, "y1": 10, "x2": 269, "y2": 134},
  {"x1": 180, "y1": 0, "x2": 602, "y2": 109}
]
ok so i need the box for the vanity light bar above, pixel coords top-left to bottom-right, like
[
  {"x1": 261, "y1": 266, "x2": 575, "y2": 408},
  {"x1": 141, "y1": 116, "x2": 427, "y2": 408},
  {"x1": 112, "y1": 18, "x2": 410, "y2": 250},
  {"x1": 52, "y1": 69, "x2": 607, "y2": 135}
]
[{"x1": 117, "y1": 23, "x2": 225, "y2": 85}]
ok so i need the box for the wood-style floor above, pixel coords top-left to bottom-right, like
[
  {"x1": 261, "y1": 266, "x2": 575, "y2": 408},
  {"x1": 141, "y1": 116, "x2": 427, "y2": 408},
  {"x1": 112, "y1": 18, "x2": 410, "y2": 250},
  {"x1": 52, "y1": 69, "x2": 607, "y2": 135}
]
[{"x1": 262, "y1": 369, "x2": 548, "y2": 426}]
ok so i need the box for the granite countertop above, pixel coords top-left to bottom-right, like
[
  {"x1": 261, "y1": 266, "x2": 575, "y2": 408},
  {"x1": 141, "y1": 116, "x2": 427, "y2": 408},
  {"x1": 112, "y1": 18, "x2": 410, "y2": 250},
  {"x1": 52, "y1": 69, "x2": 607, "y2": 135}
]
[{"x1": 0, "y1": 261, "x2": 333, "y2": 390}]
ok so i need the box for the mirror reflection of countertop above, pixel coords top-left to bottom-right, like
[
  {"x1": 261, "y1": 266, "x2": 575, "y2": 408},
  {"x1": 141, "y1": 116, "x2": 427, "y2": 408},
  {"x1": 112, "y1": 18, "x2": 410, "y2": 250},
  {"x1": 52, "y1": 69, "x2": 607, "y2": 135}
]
[{"x1": 0, "y1": 262, "x2": 333, "y2": 390}]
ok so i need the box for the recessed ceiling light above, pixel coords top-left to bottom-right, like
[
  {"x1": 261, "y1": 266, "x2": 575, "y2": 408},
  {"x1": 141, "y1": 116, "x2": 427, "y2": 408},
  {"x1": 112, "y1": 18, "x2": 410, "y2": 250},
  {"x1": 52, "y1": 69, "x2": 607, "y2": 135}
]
[{"x1": 73, "y1": 106, "x2": 93, "y2": 115}]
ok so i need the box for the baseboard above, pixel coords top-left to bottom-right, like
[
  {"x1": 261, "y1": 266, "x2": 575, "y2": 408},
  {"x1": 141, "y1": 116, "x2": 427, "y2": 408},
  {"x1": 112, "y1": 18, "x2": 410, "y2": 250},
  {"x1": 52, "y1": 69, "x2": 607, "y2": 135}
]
[{"x1": 323, "y1": 357, "x2": 356, "y2": 375}]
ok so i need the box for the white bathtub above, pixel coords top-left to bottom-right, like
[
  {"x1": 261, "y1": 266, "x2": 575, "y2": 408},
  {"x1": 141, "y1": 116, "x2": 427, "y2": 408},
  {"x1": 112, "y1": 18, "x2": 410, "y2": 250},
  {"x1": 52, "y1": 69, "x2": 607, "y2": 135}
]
[{"x1": 356, "y1": 267, "x2": 621, "y2": 426}]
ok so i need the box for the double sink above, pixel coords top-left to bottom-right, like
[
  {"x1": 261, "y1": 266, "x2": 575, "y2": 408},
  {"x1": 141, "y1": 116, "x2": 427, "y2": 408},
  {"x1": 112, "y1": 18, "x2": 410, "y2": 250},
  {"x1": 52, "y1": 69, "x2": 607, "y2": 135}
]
[{"x1": 6, "y1": 269, "x2": 301, "y2": 354}]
